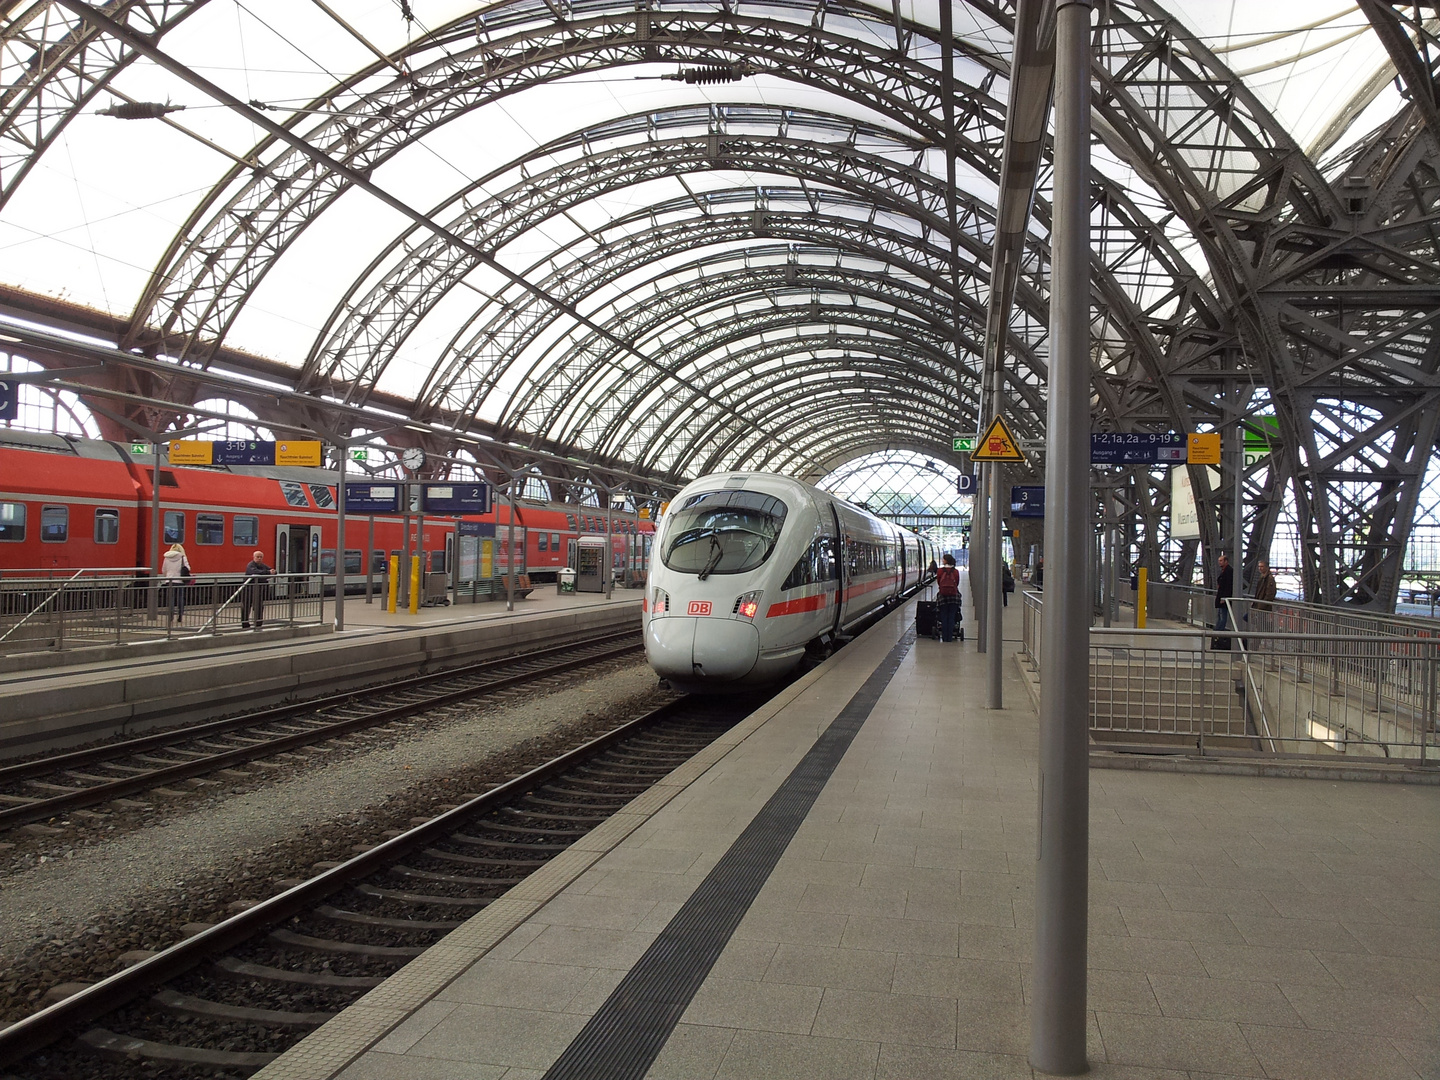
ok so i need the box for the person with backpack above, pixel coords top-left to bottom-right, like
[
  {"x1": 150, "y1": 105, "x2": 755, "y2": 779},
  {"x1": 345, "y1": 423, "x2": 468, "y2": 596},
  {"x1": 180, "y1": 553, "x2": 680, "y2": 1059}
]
[{"x1": 936, "y1": 553, "x2": 962, "y2": 642}]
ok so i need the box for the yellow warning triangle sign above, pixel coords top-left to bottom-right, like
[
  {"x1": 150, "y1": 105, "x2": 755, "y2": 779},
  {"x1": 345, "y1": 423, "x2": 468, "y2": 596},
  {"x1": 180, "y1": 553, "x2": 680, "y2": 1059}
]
[{"x1": 970, "y1": 414, "x2": 1027, "y2": 463}]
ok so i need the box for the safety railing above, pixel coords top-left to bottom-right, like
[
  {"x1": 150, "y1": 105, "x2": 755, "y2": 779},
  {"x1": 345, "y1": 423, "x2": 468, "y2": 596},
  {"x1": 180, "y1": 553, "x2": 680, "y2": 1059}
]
[
  {"x1": 1017, "y1": 589, "x2": 1436, "y2": 762},
  {"x1": 0, "y1": 569, "x2": 325, "y2": 655},
  {"x1": 1144, "y1": 582, "x2": 1215, "y2": 628},
  {"x1": 1020, "y1": 587, "x2": 1043, "y2": 670}
]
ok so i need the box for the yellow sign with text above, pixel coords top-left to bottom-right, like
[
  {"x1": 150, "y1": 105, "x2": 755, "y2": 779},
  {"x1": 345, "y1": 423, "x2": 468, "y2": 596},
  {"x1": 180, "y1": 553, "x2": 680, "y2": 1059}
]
[
  {"x1": 168, "y1": 440, "x2": 213, "y2": 465},
  {"x1": 276, "y1": 440, "x2": 323, "y2": 467},
  {"x1": 1187, "y1": 432, "x2": 1222, "y2": 465},
  {"x1": 970, "y1": 415, "x2": 1026, "y2": 463}
]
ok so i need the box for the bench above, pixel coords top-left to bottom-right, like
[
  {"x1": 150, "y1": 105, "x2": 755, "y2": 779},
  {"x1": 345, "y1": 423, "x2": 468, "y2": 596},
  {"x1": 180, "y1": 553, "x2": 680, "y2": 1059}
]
[{"x1": 494, "y1": 574, "x2": 534, "y2": 602}]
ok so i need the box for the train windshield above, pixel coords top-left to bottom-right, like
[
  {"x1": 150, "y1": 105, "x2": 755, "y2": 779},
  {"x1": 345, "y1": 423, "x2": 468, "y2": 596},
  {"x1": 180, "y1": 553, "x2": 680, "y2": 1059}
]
[{"x1": 662, "y1": 491, "x2": 788, "y2": 578}]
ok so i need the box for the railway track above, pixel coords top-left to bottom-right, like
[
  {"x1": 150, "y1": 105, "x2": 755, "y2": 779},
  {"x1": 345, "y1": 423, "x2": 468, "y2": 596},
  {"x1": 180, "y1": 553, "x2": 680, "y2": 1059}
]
[
  {"x1": 0, "y1": 697, "x2": 739, "y2": 1078},
  {"x1": 0, "y1": 629, "x2": 643, "y2": 832}
]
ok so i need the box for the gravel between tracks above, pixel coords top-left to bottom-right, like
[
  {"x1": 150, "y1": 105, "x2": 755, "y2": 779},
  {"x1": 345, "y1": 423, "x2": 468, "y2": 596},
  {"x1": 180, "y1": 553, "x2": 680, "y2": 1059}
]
[{"x1": 0, "y1": 661, "x2": 664, "y2": 1012}]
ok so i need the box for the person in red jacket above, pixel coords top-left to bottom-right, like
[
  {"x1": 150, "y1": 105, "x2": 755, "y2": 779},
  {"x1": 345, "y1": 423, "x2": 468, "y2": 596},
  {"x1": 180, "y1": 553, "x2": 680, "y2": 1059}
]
[{"x1": 936, "y1": 553, "x2": 962, "y2": 642}]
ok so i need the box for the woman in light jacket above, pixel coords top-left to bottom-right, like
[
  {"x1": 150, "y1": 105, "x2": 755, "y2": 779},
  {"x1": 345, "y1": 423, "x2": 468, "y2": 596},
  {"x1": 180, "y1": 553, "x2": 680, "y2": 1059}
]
[{"x1": 161, "y1": 542, "x2": 189, "y2": 622}]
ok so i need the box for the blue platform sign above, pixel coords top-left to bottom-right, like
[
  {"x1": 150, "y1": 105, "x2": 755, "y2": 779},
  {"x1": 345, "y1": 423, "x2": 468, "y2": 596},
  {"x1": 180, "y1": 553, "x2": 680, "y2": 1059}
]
[
  {"x1": 458, "y1": 520, "x2": 496, "y2": 537},
  {"x1": 1091, "y1": 432, "x2": 1186, "y2": 465},
  {"x1": 344, "y1": 483, "x2": 402, "y2": 514},
  {"x1": 1010, "y1": 486, "x2": 1045, "y2": 518},
  {"x1": 214, "y1": 440, "x2": 276, "y2": 465},
  {"x1": 956, "y1": 472, "x2": 977, "y2": 495},
  {"x1": 0, "y1": 379, "x2": 16, "y2": 422},
  {"x1": 421, "y1": 482, "x2": 490, "y2": 514}
]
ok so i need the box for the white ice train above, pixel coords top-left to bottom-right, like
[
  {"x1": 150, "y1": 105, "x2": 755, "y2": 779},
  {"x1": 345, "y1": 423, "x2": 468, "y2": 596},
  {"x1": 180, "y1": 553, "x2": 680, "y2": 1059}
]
[{"x1": 644, "y1": 472, "x2": 937, "y2": 692}]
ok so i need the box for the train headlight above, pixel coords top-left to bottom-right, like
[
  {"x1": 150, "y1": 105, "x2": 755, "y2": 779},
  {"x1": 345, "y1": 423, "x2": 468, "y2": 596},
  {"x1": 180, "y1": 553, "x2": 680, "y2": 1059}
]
[
  {"x1": 652, "y1": 587, "x2": 670, "y2": 614},
  {"x1": 734, "y1": 590, "x2": 763, "y2": 619}
]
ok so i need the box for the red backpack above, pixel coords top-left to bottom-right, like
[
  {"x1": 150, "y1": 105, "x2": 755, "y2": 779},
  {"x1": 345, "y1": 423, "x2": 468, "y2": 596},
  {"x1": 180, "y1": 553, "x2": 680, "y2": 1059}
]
[{"x1": 936, "y1": 565, "x2": 960, "y2": 596}]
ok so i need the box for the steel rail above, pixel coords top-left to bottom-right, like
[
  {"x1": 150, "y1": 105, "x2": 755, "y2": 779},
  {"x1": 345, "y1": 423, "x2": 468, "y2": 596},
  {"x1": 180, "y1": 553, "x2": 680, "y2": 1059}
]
[
  {"x1": 0, "y1": 631, "x2": 642, "y2": 830},
  {"x1": 0, "y1": 699, "x2": 681, "y2": 1066}
]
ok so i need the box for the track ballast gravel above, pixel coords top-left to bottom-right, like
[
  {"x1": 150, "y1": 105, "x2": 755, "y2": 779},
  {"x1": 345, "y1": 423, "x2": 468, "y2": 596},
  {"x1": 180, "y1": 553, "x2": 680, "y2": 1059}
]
[{"x1": 0, "y1": 661, "x2": 669, "y2": 1022}]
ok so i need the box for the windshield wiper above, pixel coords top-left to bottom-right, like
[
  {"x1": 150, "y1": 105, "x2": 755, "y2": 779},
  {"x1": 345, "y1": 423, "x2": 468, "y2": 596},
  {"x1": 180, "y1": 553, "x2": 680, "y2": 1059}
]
[{"x1": 697, "y1": 534, "x2": 725, "y2": 580}]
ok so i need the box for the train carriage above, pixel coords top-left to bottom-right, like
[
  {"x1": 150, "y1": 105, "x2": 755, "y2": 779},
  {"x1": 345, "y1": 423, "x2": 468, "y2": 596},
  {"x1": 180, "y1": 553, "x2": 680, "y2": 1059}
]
[{"x1": 643, "y1": 472, "x2": 934, "y2": 692}]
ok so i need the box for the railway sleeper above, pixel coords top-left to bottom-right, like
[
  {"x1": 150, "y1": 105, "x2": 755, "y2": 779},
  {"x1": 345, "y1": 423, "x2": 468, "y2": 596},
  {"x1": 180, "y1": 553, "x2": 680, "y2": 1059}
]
[
  {"x1": 316, "y1": 904, "x2": 463, "y2": 931},
  {"x1": 421, "y1": 847, "x2": 541, "y2": 873},
  {"x1": 151, "y1": 988, "x2": 335, "y2": 1029},
  {"x1": 479, "y1": 819, "x2": 589, "y2": 837},
  {"x1": 212, "y1": 956, "x2": 384, "y2": 989},
  {"x1": 390, "y1": 864, "x2": 523, "y2": 887},
  {"x1": 353, "y1": 883, "x2": 491, "y2": 908},
  {"x1": 526, "y1": 793, "x2": 632, "y2": 811},
  {"x1": 424, "y1": 843, "x2": 548, "y2": 866},
  {"x1": 269, "y1": 928, "x2": 427, "y2": 958},
  {"x1": 78, "y1": 1028, "x2": 278, "y2": 1071},
  {"x1": 448, "y1": 831, "x2": 570, "y2": 852},
  {"x1": 504, "y1": 807, "x2": 612, "y2": 824}
]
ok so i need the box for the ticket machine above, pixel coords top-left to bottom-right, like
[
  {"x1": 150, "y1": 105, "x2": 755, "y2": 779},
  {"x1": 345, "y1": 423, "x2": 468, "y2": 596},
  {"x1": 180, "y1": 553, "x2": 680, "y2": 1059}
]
[{"x1": 575, "y1": 536, "x2": 607, "y2": 593}]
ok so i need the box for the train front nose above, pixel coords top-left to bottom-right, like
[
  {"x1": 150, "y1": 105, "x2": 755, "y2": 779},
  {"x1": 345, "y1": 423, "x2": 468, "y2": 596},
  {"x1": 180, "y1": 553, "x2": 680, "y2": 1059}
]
[{"x1": 645, "y1": 617, "x2": 760, "y2": 686}]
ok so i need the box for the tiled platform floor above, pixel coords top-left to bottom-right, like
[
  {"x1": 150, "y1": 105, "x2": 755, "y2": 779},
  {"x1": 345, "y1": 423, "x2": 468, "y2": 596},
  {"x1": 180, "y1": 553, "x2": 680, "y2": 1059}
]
[{"x1": 282, "y1": 600, "x2": 1439, "y2": 1080}]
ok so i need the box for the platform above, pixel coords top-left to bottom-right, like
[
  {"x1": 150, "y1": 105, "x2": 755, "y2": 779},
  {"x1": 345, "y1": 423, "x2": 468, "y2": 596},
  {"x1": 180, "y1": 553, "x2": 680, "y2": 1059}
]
[
  {"x1": 0, "y1": 588, "x2": 642, "y2": 755},
  {"x1": 254, "y1": 597, "x2": 1440, "y2": 1080}
]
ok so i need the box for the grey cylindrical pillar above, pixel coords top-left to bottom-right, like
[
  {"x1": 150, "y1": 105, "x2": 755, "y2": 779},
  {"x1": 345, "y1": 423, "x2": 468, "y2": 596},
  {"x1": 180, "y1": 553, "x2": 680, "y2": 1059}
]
[
  {"x1": 336, "y1": 441, "x2": 347, "y2": 631},
  {"x1": 1032, "y1": 0, "x2": 1092, "y2": 1073},
  {"x1": 974, "y1": 464, "x2": 988, "y2": 652},
  {"x1": 987, "y1": 460, "x2": 1004, "y2": 707}
]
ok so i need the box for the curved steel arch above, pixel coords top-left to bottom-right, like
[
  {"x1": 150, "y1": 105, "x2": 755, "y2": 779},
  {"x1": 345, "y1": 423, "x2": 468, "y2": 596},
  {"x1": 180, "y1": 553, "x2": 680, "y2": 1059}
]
[
  {"x1": 302, "y1": 105, "x2": 975, "y2": 394},
  {"x1": 117, "y1": 0, "x2": 1010, "y2": 364},
  {"x1": 570, "y1": 306, "x2": 968, "y2": 468}
]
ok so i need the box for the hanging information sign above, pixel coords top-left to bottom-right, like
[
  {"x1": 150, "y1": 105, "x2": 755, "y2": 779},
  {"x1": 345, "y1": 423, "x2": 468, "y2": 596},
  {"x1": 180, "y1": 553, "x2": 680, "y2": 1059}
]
[
  {"x1": 1090, "y1": 432, "x2": 1186, "y2": 465},
  {"x1": 421, "y1": 482, "x2": 491, "y2": 514},
  {"x1": 168, "y1": 440, "x2": 214, "y2": 465},
  {"x1": 0, "y1": 380, "x2": 17, "y2": 422},
  {"x1": 1010, "y1": 486, "x2": 1045, "y2": 517},
  {"x1": 344, "y1": 483, "x2": 402, "y2": 514}
]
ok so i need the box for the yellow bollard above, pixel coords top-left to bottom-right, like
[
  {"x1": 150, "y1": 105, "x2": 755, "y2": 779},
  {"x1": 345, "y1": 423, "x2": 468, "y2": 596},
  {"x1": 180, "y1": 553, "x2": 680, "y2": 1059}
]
[
  {"x1": 409, "y1": 555, "x2": 421, "y2": 615},
  {"x1": 387, "y1": 556, "x2": 399, "y2": 614},
  {"x1": 1136, "y1": 567, "x2": 1148, "y2": 629}
]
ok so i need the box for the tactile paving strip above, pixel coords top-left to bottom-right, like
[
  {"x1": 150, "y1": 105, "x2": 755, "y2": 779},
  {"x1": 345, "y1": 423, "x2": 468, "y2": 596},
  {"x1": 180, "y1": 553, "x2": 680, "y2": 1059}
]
[{"x1": 541, "y1": 630, "x2": 916, "y2": 1080}]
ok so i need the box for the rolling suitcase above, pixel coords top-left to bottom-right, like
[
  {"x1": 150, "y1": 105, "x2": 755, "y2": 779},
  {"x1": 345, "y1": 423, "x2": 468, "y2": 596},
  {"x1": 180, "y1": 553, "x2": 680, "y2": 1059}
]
[{"x1": 916, "y1": 599, "x2": 940, "y2": 640}]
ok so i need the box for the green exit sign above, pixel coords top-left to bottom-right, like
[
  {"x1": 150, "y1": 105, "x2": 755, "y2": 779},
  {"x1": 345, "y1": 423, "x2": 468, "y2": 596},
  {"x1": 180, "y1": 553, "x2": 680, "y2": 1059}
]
[
  {"x1": 131, "y1": 443, "x2": 147, "y2": 455},
  {"x1": 953, "y1": 437, "x2": 974, "y2": 452},
  {"x1": 350, "y1": 447, "x2": 368, "y2": 463}
]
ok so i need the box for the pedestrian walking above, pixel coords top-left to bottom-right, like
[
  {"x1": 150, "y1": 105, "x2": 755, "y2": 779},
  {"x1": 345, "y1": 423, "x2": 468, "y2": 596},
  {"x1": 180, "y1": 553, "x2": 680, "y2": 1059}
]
[
  {"x1": 936, "y1": 554, "x2": 962, "y2": 642},
  {"x1": 1213, "y1": 552, "x2": 1234, "y2": 642}
]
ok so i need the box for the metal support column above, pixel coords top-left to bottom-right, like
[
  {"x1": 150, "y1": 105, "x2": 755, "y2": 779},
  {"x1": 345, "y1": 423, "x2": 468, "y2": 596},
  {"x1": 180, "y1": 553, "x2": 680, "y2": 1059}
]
[
  {"x1": 974, "y1": 473, "x2": 989, "y2": 652},
  {"x1": 987, "y1": 460, "x2": 1004, "y2": 707},
  {"x1": 1234, "y1": 423, "x2": 1245, "y2": 593},
  {"x1": 1032, "y1": 0, "x2": 1091, "y2": 1072},
  {"x1": 335, "y1": 441, "x2": 347, "y2": 632},
  {"x1": 148, "y1": 443, "x2": 162, "y2": 619},
  {"x1": 506, "y1": 479, "x2": 517, "y2": 614}
]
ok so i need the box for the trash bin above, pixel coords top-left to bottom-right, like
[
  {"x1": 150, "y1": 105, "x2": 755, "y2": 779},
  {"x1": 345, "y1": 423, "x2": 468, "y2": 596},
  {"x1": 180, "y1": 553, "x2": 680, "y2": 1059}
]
[{"x1": 558, "y1": 568, "x2": 577, "y2": 594}]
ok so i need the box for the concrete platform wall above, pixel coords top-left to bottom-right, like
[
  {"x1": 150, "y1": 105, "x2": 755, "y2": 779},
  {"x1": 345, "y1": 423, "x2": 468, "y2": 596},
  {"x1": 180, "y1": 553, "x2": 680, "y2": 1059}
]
[{"x1": 0, "y1": 601, "x2": 642, "y2": 758}]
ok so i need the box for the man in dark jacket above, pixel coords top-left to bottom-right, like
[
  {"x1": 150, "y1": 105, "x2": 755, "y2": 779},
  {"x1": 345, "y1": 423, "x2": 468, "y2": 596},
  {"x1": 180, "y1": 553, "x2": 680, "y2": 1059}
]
[
  {"x1": 242, "y1": 549, "x2": 273, "y2": 629},
  {"x1": 1214, "y1": 553, "x2": 1234, "y2": 632}
]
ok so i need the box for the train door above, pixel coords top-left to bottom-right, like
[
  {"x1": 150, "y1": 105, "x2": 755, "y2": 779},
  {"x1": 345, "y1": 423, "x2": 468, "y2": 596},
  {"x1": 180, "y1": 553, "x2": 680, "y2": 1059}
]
[
  {"x1": 828, "y1": 504, "x2": 846, "y2": 639},
  {"x1": 275, "y1": 524, "x2": 321, "y2": 596}
]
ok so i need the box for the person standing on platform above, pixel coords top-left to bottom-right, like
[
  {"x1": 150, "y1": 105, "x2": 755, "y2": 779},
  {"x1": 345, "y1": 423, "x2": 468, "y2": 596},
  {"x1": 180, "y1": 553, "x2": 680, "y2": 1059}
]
[
  {"x1": 936, "y1": 553, "x2": 962, "y2": 642},
  {"x1": 243, "y1": 549, "x2": 273, "y2": 630},
  {"x1": 1214, "y1": 552, "x2": 1234, "y2": 633},
  {"x1": 161, "y1": 542, "x2": 189, "y2": 624},
  {"x1": 1034, "y1": 557, "x2": 1044, "y2": 590},
  {"x1": 1001, "y1": 560, "x2": 1014, "y2": 606}
]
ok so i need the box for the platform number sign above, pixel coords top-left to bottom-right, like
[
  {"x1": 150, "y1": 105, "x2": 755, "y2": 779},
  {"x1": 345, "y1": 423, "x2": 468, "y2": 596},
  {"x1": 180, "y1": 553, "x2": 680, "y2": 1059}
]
[
  {"x1": 420, "y1": 482, "x2": 490, "y2": 514},
  {"x1": 0, "y1": 380, "x2": 16, "y2": 422}
]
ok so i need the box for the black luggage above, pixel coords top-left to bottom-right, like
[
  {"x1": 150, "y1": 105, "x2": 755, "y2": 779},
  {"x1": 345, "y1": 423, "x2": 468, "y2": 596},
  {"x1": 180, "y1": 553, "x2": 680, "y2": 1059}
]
[{"x1": 916, "y1": 600, "x2": 940, "y2": 639}]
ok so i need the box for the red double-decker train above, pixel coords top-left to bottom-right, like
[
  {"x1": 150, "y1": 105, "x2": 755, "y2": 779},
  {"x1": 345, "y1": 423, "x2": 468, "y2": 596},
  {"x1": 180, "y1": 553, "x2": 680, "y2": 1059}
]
[{"x1": 0, "y1": 431, "x2": 653, "y2": 588}]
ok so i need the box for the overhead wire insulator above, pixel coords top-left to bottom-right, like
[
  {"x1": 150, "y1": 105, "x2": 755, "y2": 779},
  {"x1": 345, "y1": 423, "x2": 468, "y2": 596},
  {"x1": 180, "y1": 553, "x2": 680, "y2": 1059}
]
[
  {"x1": 660, "y1": 62, "x2": 756, "y2": 85},
  {"x1": 95, "y1": 100, "x2": 186, "y2": 120}
]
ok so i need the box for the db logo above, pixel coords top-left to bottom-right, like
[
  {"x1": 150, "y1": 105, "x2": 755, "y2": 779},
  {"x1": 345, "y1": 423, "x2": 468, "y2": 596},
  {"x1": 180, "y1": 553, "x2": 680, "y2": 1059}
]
[{"x1": 687, "y1": 600, "x2": 713, "y2": 616}]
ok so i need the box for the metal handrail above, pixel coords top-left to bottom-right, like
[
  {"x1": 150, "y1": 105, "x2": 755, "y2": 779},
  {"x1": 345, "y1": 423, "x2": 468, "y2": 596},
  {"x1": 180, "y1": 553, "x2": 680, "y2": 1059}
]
[
  {"x1": 0, "y1": 568, "x2": 85, "y2": 643},
  {"x1": 196, "y1": 579, "x2": 253, "y2": 634}
]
